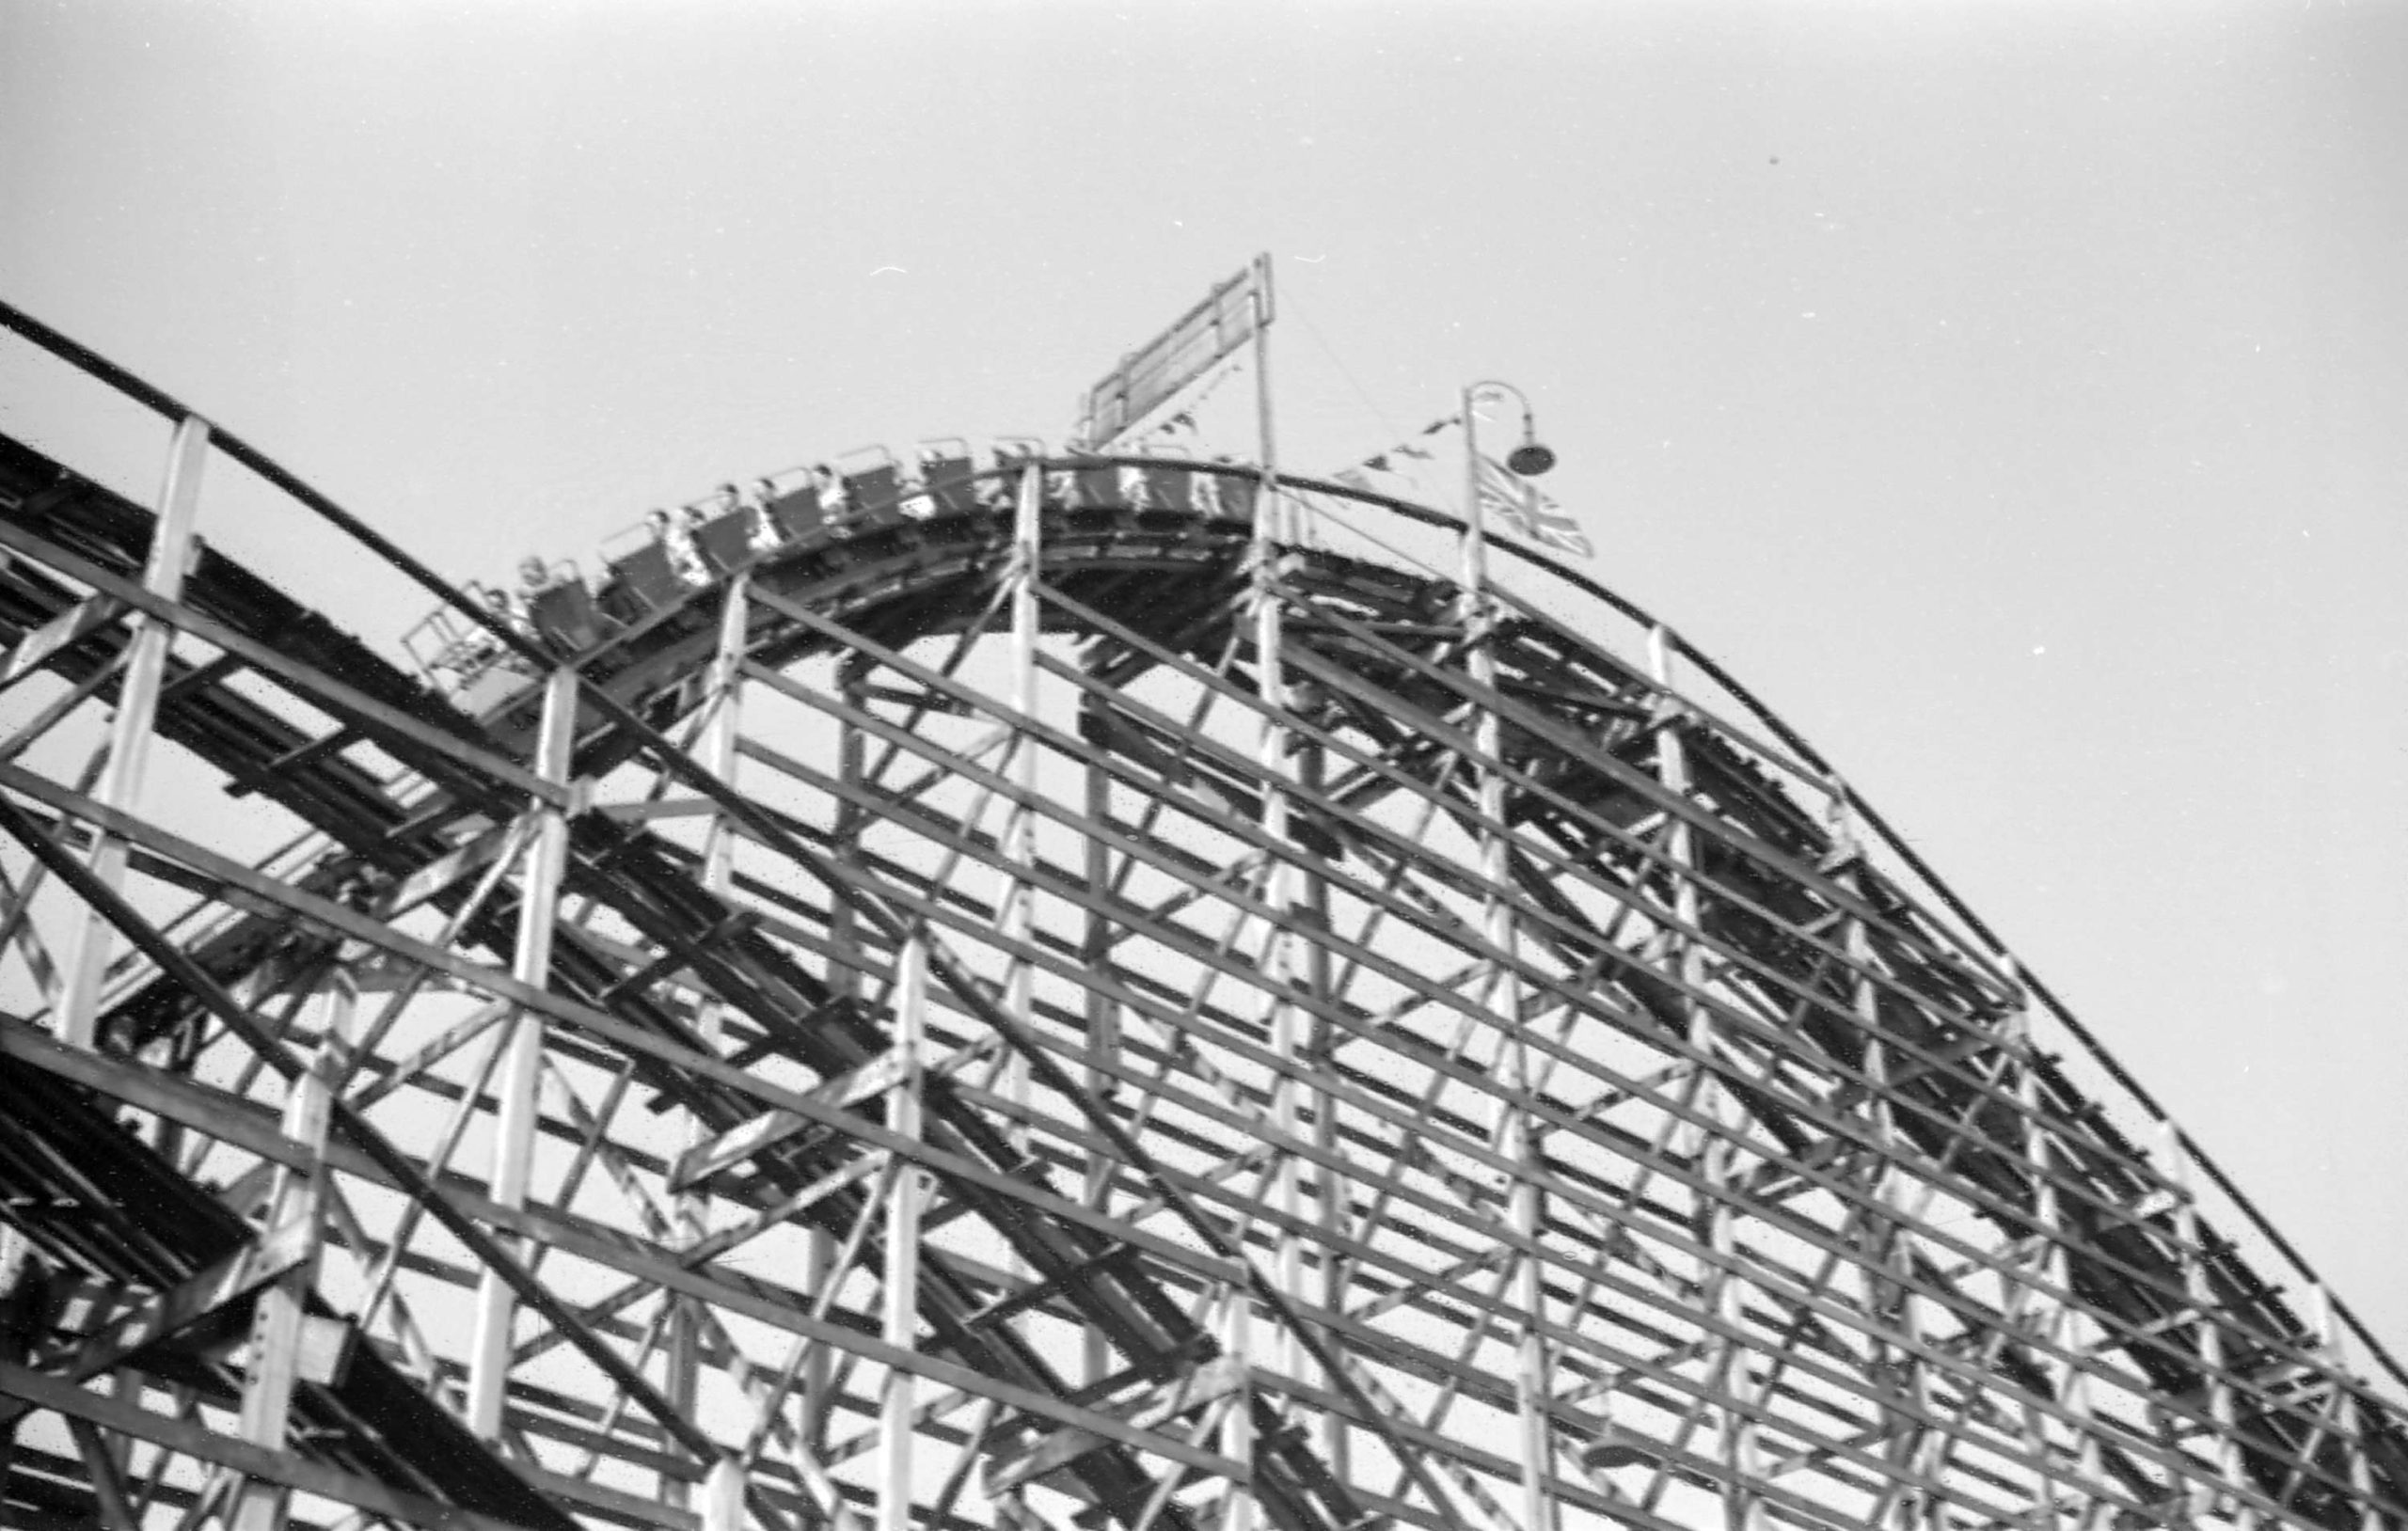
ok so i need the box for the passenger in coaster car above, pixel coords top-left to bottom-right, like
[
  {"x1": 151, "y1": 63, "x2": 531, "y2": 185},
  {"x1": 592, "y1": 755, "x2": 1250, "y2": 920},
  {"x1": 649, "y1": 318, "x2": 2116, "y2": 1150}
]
[
  {"x1": 488, "y1": 583, "x2": 533, "y2": 638},
  {"x1": 515, "y1": 554, "x2": 606, "y2": 653},
  {"x1": 811, "y1": 465, "x2": 849, "y2": 538},
  {"x1": 515, "y1": 555, "x2": 564, "y2": 602},
  {"x1": 480, "y1": 586, "x2": 541, "y2": 673},
  {"x1": 983, "y1": 439, "x2": 1044, "y2": 510},
  {"x1": 646, "y1": 506, "x2": 708, "y2": 584},
  {"x1": 750, "y1": 479, "x2": 783, "y2": 552},
  {"x1": 689, "y1": 481, "x2": 764, "y2": 575}
]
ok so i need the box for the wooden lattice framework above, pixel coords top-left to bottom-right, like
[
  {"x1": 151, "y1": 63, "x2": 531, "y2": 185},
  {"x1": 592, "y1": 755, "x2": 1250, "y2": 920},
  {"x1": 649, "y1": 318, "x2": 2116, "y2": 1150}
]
[{"x1": 2, "y1": 301, "x2": 2403, "y2": 1531}]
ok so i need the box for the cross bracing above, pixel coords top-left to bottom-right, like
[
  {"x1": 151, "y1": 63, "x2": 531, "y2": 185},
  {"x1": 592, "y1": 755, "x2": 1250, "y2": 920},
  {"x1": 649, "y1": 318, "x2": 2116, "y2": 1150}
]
[{"x1": 0, "y1": 304, "x2": 2403, "y2": 1531}]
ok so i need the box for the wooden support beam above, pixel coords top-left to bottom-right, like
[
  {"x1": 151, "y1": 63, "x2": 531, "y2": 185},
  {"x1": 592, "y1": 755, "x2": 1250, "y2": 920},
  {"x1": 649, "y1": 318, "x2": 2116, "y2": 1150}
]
[
  {"x1": 667, "y1": 1049, "x2": 909, "y2": 1193},
  {"x1": 983, "y1": 1356, "x2": 1247, "y2": 1500},
  {"x1": 51, "y1": 414, "x2": 207, "y2": 1051},
  {"x1": 468, "y1": 666, "x2": 578, "y2": 1443},
  {"x1": 0, "y1": 593, "x2": 125, "y2": 688},
  {"x1": 0, "y1": 1216, "x2": 314, "y2": 1423}
]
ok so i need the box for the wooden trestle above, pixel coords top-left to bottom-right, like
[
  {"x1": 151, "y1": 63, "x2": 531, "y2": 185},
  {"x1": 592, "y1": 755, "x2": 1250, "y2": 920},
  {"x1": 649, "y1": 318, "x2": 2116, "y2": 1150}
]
[{"x1": 1, "y1": 317, "x2": 2404, "y2": 1531}]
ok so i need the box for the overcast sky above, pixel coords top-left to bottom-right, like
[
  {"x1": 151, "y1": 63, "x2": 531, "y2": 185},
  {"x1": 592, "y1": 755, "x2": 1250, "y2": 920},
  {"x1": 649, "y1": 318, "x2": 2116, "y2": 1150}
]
[{"x1": 5, "y1": 0, "x2": 2404, "y2": 1359}]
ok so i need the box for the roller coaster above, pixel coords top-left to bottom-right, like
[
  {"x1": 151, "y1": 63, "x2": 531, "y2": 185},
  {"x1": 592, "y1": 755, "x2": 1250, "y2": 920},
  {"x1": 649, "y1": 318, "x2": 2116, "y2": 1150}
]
[{"x1": 0, "y1": 296, "x2": 2402, "y2": 1531}]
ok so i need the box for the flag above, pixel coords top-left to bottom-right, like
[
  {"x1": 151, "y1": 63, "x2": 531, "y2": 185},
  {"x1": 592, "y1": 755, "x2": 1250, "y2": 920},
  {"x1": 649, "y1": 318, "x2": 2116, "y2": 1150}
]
[
  {"x1": 1332, "y1": 446, "x2": 1436, "y2": 502},
  {"x1": 1476, "y1": 452, "x2": 1592, "y2": 559}
]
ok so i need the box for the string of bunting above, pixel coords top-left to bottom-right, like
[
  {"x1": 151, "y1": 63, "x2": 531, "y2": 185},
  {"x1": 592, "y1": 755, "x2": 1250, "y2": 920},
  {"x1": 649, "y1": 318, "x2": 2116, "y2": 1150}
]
[
  {"x1": 1329, "y1": 414, "x2": 1592, "y2": 559},
  {"x1": 1128, "y1": 358, "x2": 1247, "y2": 447}
]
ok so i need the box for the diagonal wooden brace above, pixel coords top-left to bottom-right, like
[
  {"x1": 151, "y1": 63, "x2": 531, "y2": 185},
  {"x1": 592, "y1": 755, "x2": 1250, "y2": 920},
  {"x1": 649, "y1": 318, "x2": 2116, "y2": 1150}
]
[
  {"x1": 0, "y1": 593, "x2": 126, "y2": 689},
  {"x1": 668, "y1": 1047, "x2": 910, "y2": 1193},
  {"x1": 0, "y1": 1216, "x2": 316, "y2": 1428},
  {"x1": 982, "y1": 1355, "x2": 1247, "y2": 1500}
]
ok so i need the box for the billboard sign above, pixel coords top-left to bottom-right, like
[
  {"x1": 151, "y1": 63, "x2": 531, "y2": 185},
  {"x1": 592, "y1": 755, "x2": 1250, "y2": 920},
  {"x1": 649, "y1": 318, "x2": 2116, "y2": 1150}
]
[{"x1": 1075, "y1": 257, "x2": 1270, "y2": 450}]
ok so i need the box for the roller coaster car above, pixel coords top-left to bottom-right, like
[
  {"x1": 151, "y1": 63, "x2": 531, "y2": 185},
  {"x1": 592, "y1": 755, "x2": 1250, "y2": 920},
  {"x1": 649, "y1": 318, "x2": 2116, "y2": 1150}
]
[
  {"x1": 1070, "y1": 461, "x2": 1128, "y2": 513},
  {"x1": 1211, "y1": 471, "x2": 1257, "y2": 524},
  {"x1": 762, "y1": 484, "x2": 827, "y2": 543},
  {"x1": 526, "y1": 578, "x2": 609, "y2": 653},
  {"x1": 598, "y1": 541, "x2": 686, "y2": 622},
  {"x1": 843, "y1": 463, "x2": 904, "y2": 524},
  {"x1": 920, "y1": 450, "x2": 980, "y2": 514},
  {"x1": 689, "y1": 507, "x2": 757, "y2": 576},
  {"x1": 1135, "y1": 463, "x2": 1198, "y2": 515}
]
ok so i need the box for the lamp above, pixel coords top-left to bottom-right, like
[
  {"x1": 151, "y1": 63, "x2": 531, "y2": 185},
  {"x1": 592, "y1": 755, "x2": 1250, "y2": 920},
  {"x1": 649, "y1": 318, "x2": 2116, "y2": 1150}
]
[
  {"x1": 1458, "y1": 379, "x2": 1558, "y2": 601},
  {"x1": 1506, "y1": 427, "x2": 1556, "y2": 479}
]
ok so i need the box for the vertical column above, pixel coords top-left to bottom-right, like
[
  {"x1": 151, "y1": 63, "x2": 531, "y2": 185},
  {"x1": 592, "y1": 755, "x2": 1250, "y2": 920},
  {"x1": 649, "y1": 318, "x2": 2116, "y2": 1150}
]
[
  {"x1": 878, "y1": 934, "x2": 928, "y2": 1531},
  {"x1": 229, "y1": 970, "x2": 358, "y2": 1531},
  {"x1": 1649, "y1": 627, "x2": 1755, "y2": 1531},
  {"x1": 999, "y1": 465, "x2": 1043, "y2": 1159},
  {"x1": 1833, "y1": 782, "x2": 1916, "y2": 1523},
  {"x1": 467, "y1": 665, "x2": 578, "y2": 1440},
  {"x1": 1466, "y1": 396, "x2": 1547, "y2": 1531},
  {"x1": 1256, "y1": 520, "x2": 1307, "y2": 1384},
  {"x1": 55, "y1": 414, "x2": 210, "y2": 1049},
  {"x1": 1301, "y1": 737, "x2": 1348, "y2": 1483},
  {"x1": 669, "y1": 576, "x2": 752, "y2": 1506},
  {"x1": 704, "y1": 1457, "x2": 748, "y2": 1531},
  {"x1": 2317, "y1": 1295, "x2": 2381, "y2": 1531},
  {"x1": 2010, "y1": 1005, "x2": 2066, "y2": 1530},
  {"x1": 1846, "y1": 857, "x2": 1928, "y2": 1531},
  {"x1": 2162, "y1": 1125, "x2": 2242, "y2": 1522},
  {"x1": 1217, "y1": 1286, "x2": 1256, "y2": 1531},
  {"x1": 698, "y1": 576, "x2": 751, "y2": 919},
  {"x1": 1081, "y1": 754, "x2": 1117, "y2": 1389},
  {"x1": 1217, "y1": 253, "x2": 1278, "y2": 1531},
  {"x1": 808, "y1": 659, "x2": 870, "y2": 1453}
]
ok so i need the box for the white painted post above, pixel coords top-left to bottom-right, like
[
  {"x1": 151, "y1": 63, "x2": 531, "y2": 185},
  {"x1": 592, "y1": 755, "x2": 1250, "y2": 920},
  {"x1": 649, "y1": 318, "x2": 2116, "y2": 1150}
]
[
  {"x1": 55, "y1": 414, "x2": 209, "y2": 1050},
  {"x1": 467, "y1": 665, "x2": 578, "y2": 1440},
  {"x1": 704, "y1": 1457, "x2": 748, "y2": 1531},
  {"x1": 1001, "y1": 465, "x2": 1041, "y2": 1158},
  {"x1": 877, "y1": 935, "x2": 928, "y2": 1531},
  {"x1": 229, "y1": 971, "x2": 357, "y2": 1531}
]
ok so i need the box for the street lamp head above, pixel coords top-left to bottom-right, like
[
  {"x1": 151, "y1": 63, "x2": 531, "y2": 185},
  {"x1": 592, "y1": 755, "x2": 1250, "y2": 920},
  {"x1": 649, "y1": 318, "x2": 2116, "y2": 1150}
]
[
  {"x1": 1506, "y1": 439, "x2": 1557, "y2": 477},
  {"x1": 1465, "y1": 378, "x2": 1560, "y2": 474}
]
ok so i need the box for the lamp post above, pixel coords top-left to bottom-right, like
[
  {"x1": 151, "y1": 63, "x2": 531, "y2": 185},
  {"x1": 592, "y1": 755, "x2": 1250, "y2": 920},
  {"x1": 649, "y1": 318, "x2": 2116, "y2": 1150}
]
[
  {"x1": 1457, "y1": 380, "x2": 1557, "y2": 1531},
  {"x1": 1457, "y1": 379, "x2": 1555, "y2": 606}
]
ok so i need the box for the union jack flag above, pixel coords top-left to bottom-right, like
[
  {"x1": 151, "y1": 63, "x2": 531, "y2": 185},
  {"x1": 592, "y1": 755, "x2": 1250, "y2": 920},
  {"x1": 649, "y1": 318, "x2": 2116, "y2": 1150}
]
[{"x1": 1475, "y1": 452, "x2": 1592, "y2": 559}]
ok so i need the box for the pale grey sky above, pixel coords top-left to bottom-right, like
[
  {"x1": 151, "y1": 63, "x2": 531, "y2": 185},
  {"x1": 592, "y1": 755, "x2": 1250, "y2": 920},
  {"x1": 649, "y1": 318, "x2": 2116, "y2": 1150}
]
[{"x1": 4, "y1": 0, "x2": 2404, "y2": 1354}]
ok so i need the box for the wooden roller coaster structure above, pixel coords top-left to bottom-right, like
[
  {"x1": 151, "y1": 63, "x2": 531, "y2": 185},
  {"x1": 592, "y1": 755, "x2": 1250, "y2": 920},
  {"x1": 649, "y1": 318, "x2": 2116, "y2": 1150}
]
[{"x1": 0, "y1": 299, "x2": 2402, "y2": 1531}]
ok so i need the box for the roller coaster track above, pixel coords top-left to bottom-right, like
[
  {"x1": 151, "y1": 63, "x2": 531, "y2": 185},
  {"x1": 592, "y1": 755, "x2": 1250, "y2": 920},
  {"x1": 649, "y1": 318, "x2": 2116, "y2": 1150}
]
[{"x1": 0, "y1": 299, "x2": 2403, "y2": 1531}]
